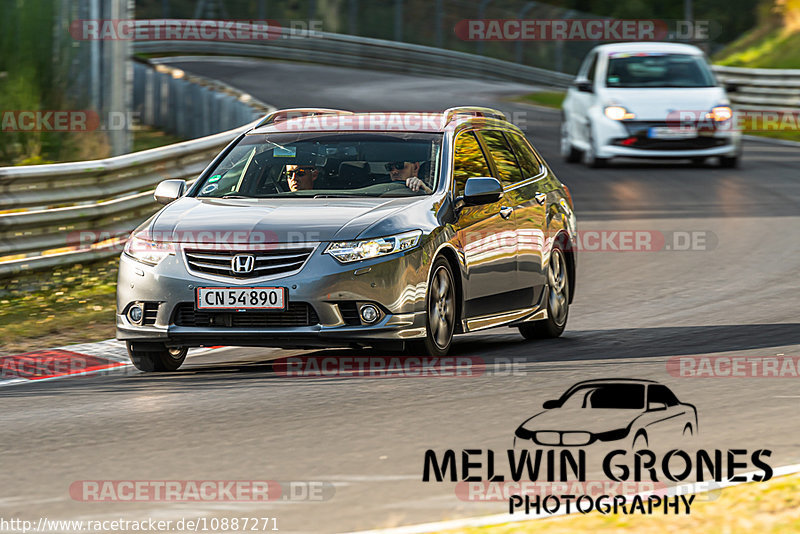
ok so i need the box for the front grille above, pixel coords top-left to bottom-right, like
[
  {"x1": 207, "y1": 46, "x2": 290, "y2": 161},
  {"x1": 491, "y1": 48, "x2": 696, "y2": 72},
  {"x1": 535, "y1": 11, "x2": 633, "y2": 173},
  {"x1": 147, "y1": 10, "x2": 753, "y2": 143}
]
[
  {"x1": 184, "y1": 247, "x2": 315, "y2": 279},
  {"x1": 172, "y1": 302, "x2": 319, "y2": 327},
  {"x1": 614, "y1": 136, "x2": 726, "y2": 150}
]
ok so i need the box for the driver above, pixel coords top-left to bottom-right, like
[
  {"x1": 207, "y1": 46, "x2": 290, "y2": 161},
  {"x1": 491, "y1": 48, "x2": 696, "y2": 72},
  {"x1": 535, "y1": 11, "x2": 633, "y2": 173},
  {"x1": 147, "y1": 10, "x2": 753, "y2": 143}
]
[
  {"x1": 286, "y1": 164, "x2": 320, "y2": 191},
  {"x1": 384, "y1": 161, "x2": 432, "y2": 193}
]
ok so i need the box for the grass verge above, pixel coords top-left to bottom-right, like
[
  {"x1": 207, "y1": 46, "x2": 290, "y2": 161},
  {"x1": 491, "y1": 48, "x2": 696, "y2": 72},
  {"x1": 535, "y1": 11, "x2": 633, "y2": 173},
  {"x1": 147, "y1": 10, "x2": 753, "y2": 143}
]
[
  {"x1": 513, "y1": 91, "x2": 565, "y2": 109},
  {"x1": 0, "y1": 258, "x2": 119, "y2": 356},
  {"x1": 438, "y1": 472, "x2": 800, "y2": 533}
]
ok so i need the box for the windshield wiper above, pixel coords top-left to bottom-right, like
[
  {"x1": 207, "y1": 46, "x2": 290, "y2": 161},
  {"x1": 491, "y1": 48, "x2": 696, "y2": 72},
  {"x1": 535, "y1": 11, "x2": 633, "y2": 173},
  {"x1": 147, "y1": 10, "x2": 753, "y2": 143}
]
[
  {"x1": 220, "y1": 194, "x2": 253, "y2": 199},
  {"x1": 312, "y1": 194, "x2": 362, "y2": 198}
]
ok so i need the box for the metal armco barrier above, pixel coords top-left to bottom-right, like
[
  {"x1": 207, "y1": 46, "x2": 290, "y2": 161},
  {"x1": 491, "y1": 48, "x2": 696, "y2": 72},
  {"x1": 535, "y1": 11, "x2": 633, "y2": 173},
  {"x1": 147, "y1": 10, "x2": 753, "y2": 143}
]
[
  {"x1": 3, "y1": 25, "x2": 799, "y2": 279},
  {"x1": 712, "y1": 66, "x2": 800, "y2": 109}
]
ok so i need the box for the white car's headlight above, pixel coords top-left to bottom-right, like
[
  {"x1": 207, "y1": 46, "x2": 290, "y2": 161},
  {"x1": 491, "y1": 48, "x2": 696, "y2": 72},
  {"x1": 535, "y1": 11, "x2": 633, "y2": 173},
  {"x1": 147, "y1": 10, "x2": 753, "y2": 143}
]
[
  {"x1": 325, "y1": 230, "x2": 422, "y2": 264},
  {"x1": 604, "y1": 105, "x2": 636, "y2": 120},
  {"x1": 706, "y1": 105, "x2": 733, "y2": 122},
  {"x1": 123, "y1": 232, "x2": 175, "y2": 266}
]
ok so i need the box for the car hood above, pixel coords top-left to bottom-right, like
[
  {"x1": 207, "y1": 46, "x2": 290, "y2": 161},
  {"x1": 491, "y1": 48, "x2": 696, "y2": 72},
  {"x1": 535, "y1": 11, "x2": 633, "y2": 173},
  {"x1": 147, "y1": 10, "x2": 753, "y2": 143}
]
[
  {"x1": 599, "y1": 86, "x2": 728, "y2": 121},
  {"x1": 518, "y1": 407, "x2": 642, "y2": 434},
  {"x1": 149, "y1": 196, "x2": 424, "y2": 244}
]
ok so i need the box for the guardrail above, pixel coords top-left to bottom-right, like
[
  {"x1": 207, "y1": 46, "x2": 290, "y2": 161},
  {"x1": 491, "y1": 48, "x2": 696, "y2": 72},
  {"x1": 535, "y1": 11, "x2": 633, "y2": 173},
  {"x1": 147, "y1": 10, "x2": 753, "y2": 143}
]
[
  {"x1": 3, "y1": 27, "x2": 799, "y2": 279},
  {"x1": 0, "y1": 59, "x2": 273, "y2": 280},
  {"x1": 132, "y1": 23, "x2": 576, "y2": 89},
  {"x1": 712, "y1": 66, "x2": 800, "y2": 109}
]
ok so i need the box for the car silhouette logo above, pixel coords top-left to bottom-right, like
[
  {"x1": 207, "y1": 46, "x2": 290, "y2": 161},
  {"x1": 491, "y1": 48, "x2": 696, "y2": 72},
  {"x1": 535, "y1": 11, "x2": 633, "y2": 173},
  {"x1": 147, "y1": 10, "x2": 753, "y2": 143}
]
[
  {"x1": 513, "y1": 379, "x2": 698, "y2": 449},
  {"x1": 231, "y1": 254, "x2": 255, "y2": 274}
]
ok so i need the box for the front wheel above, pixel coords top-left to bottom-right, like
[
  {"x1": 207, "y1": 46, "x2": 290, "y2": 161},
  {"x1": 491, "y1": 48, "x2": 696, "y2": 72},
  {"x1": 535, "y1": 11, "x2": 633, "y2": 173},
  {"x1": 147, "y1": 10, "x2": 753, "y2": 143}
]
[
  {"x1": 518, "y1": 245, "x2": 569, "y2": 339},
  {"x1": 719, "y1": 155, "x2": 739, "y2": 168},
  {"x1": 418, "y1": 257, "x2": 456, "y2": 357},
  {"x1": 560, "y1": 120, "x2": 581, "y2": 163},
  {"x1": 583, "y1": 130, "x2": 609, "y2": 168},
  {"x1": 127, "y1": 342, "x2": 187, "y2": 372}
]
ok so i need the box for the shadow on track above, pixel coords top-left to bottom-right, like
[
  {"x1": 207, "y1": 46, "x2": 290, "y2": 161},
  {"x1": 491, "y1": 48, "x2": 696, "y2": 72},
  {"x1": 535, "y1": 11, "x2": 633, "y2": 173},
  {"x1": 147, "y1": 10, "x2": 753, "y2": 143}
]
[{"x1": 2, "y1": 323, "x2": 797, "y2": 397}]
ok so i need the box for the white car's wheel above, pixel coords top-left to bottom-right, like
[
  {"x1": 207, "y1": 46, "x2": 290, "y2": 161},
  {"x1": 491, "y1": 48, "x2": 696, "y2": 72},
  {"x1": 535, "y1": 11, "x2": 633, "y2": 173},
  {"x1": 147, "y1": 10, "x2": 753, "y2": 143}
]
[
  {"x1": 583, "y1": 129, "x2": 609, "y2": 168},
  {"x1": 560, "y1": 120, "x2": 581, "y2": 163}
]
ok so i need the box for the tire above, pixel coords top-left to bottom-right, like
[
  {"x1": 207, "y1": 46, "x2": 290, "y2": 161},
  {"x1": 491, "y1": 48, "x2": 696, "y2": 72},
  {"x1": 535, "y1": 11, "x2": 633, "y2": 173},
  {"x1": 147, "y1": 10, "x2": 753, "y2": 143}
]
[
  {"x1": 418, "y1": 256, "x2": 456, "y2": 357},
  {"x1": 518, "y1": 245, "x2": 570, "y2": 339},
  {"x1": 583, "y1": 129, "x2": 609, "y2": 168},
  {"x1": 560, "y1": 120, "x2": 581, "y2": 163},
  {"x1": 719, "y1": 155, "x2": 739, "y2": 168},
  {"x1": 690, "y1": 157, "x2": 707, "y2": 167},
  {"x1": 127, "y1": 342, "x2": 187, "y2": 372}
]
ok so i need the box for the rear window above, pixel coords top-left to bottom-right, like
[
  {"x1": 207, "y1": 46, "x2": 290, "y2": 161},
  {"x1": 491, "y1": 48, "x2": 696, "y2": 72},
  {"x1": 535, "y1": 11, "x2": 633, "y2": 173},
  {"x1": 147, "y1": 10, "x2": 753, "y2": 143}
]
[{"x1": 606, "y1": 53, "x2": 716, "y2": 88}]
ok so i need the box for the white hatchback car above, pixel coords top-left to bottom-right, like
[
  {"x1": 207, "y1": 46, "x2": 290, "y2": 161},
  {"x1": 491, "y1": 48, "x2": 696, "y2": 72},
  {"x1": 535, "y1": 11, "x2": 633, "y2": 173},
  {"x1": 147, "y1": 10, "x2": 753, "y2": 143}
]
[{"x1": 561, "y1": 42, "x2": 741, "y2": 168}]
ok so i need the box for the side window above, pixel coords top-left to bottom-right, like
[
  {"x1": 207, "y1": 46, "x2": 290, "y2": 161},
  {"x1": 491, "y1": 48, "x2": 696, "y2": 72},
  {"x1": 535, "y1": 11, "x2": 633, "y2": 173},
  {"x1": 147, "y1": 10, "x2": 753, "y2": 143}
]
[
  {"x1": 479, "y1": 130, "x2": 524, "y2": 186},
  {"x1": 453, "y1": 131, "x2": 491, "y2": 197},
  {"x1": 648, "y1": 385, "x2": 679, "y2": 407},
  {"x1": 507, "y1": 133, "x2": 542, "y2": 179}
]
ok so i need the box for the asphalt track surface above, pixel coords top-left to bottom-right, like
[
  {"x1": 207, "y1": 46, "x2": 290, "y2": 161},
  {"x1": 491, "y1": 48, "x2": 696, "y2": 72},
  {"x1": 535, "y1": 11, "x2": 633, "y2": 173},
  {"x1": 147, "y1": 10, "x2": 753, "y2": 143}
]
[{"x1": 2, "y1": 58, "x2": 799, "y2": 533}]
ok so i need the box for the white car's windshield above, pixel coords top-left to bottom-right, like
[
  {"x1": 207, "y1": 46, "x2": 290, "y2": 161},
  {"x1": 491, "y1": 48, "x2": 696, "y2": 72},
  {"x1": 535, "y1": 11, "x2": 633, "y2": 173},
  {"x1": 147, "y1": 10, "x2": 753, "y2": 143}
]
[
  {"x1": 195, "y1": 132, "x2": 442, "y2": 198},
  {"x1": 605, "y1": 53, "x2": 716, "y2": 88}
]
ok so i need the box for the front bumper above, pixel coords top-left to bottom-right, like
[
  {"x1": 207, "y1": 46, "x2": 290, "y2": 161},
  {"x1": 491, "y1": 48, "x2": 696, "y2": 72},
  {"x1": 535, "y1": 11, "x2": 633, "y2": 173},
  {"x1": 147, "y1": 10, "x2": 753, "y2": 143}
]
[
  {"x1": 594, "y1": 116, "x2": 742, "y2": 159},
  {"x1": 116, "y1": 242, "x2": 431, "y2": 348}
]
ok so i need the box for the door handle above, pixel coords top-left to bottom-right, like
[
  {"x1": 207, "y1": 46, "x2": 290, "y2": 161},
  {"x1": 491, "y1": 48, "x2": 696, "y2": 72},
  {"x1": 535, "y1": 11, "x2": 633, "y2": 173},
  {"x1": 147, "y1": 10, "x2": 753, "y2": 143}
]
[
  {"x1": 499, "y1": 206, "x2": 514, "y2": 219},
  {"x1": 535, "y1": 192, "x2": 547, "y2": 205}
]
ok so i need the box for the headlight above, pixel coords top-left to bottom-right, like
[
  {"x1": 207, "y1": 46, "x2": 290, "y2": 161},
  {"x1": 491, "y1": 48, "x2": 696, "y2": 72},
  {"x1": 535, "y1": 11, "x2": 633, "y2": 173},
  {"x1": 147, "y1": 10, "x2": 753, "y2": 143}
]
[
  {"x1": 123, "y1": 232, "x2": 175, "y2": 266},
  {"x1": 706, "y1": 105, "x2": 733, "y2": 122},
  {"x1": 604, "y1": 105, "x2": 635, "y2": 120},
  {"x1": 325, "y1": 230, "x2": 422, "y2": 264}
]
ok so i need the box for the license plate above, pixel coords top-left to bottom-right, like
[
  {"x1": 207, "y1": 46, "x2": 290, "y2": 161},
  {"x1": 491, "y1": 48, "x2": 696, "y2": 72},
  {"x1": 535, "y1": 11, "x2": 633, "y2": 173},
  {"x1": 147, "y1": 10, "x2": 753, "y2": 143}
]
[
  {"x1": 648, "y1": 126, "x2": 697, "y2": 139},
  {"x1": 196, "y1": 287, "x2": 286, "y2": 310}
]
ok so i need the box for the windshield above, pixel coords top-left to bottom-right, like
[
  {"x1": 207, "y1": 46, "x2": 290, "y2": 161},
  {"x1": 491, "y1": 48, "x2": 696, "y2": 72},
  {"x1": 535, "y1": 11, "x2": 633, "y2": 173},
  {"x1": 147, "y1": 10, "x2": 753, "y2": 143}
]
[
  {"x1": 194, "y1": 132, "x2": 442, "y2": 198},
  {"x1": 605, "y1": 53, "x2": 716, "y2": 88},
  {"x1": 559, "y1": 384, "x2": 645, "y2": 409}
]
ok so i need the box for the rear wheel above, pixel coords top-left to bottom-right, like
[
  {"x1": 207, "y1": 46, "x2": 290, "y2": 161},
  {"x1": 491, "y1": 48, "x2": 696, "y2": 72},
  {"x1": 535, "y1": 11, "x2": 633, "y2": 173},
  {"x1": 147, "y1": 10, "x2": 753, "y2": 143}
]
[
  {"x1": 518, "y1": 245, "x2": 569, "y2": 339},
  {"x1": 127, "y1": 342, "x2": 187, "y2": 372},
  {"x1": 418, "y1": 257, "x2": 456, "y2": 357}
]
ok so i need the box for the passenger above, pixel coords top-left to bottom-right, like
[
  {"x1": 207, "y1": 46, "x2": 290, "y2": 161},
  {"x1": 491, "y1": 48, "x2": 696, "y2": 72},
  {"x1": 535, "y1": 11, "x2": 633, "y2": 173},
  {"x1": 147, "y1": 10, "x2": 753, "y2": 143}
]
[{"x1": 384, "y1": 161, "x2": 431, "y2": 193}]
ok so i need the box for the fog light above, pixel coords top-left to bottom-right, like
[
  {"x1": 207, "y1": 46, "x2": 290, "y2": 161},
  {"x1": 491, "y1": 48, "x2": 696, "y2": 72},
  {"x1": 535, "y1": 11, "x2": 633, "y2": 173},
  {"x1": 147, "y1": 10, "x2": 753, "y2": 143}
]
[
  {"x1": 128, "y1": 304, "x2": 143, "y2": 324},
  {"x1": 359, "y1": 304, "x2": 379, "y2": 324}
]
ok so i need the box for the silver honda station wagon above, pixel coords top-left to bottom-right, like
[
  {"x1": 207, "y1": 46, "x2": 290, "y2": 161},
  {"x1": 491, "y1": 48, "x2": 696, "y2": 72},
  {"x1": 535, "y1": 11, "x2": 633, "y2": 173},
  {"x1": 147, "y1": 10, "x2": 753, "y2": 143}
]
[{"x1": 117, "y1": 107, "x2": 578, "y2": 371}]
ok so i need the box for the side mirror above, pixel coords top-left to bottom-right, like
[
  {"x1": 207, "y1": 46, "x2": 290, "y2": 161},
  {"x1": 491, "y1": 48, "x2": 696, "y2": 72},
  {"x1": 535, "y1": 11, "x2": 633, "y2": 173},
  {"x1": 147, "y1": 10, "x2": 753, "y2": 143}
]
[
  {"x1": 575, "y1": 80, "x2": 593, "y2": 93},
  {"x1": 154, "y1": 179, "x2": 186, "y2": 205},
  {"x1": 542, "y1": 400, "x2": 560, "y2": 409},
  {"x1": 460, "y1": 176, "x2": 503, "y2": 207},
  {"x1": 647, "y1": 401, "x2": 667, "y2": 412},
  {"x1": 724, "y1": 82, "x2": 738, "y2": 93}
]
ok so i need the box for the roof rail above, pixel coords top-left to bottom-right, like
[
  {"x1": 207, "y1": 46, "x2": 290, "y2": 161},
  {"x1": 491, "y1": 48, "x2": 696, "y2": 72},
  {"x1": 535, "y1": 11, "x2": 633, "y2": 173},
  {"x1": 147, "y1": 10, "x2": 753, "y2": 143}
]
[
  {"x1": 442, "y1": 106, "x2": 507, "y2": 125},
  {"x1": 255, "y1": 108, "x2": 354, "y2": 128}
]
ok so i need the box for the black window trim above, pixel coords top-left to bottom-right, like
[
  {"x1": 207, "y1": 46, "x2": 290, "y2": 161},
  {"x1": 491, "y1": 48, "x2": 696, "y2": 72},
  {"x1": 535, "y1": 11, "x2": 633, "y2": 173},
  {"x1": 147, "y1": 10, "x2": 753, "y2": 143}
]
[{"x1": 503, "y1": 130, "x2": 548, "y2": 190}]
